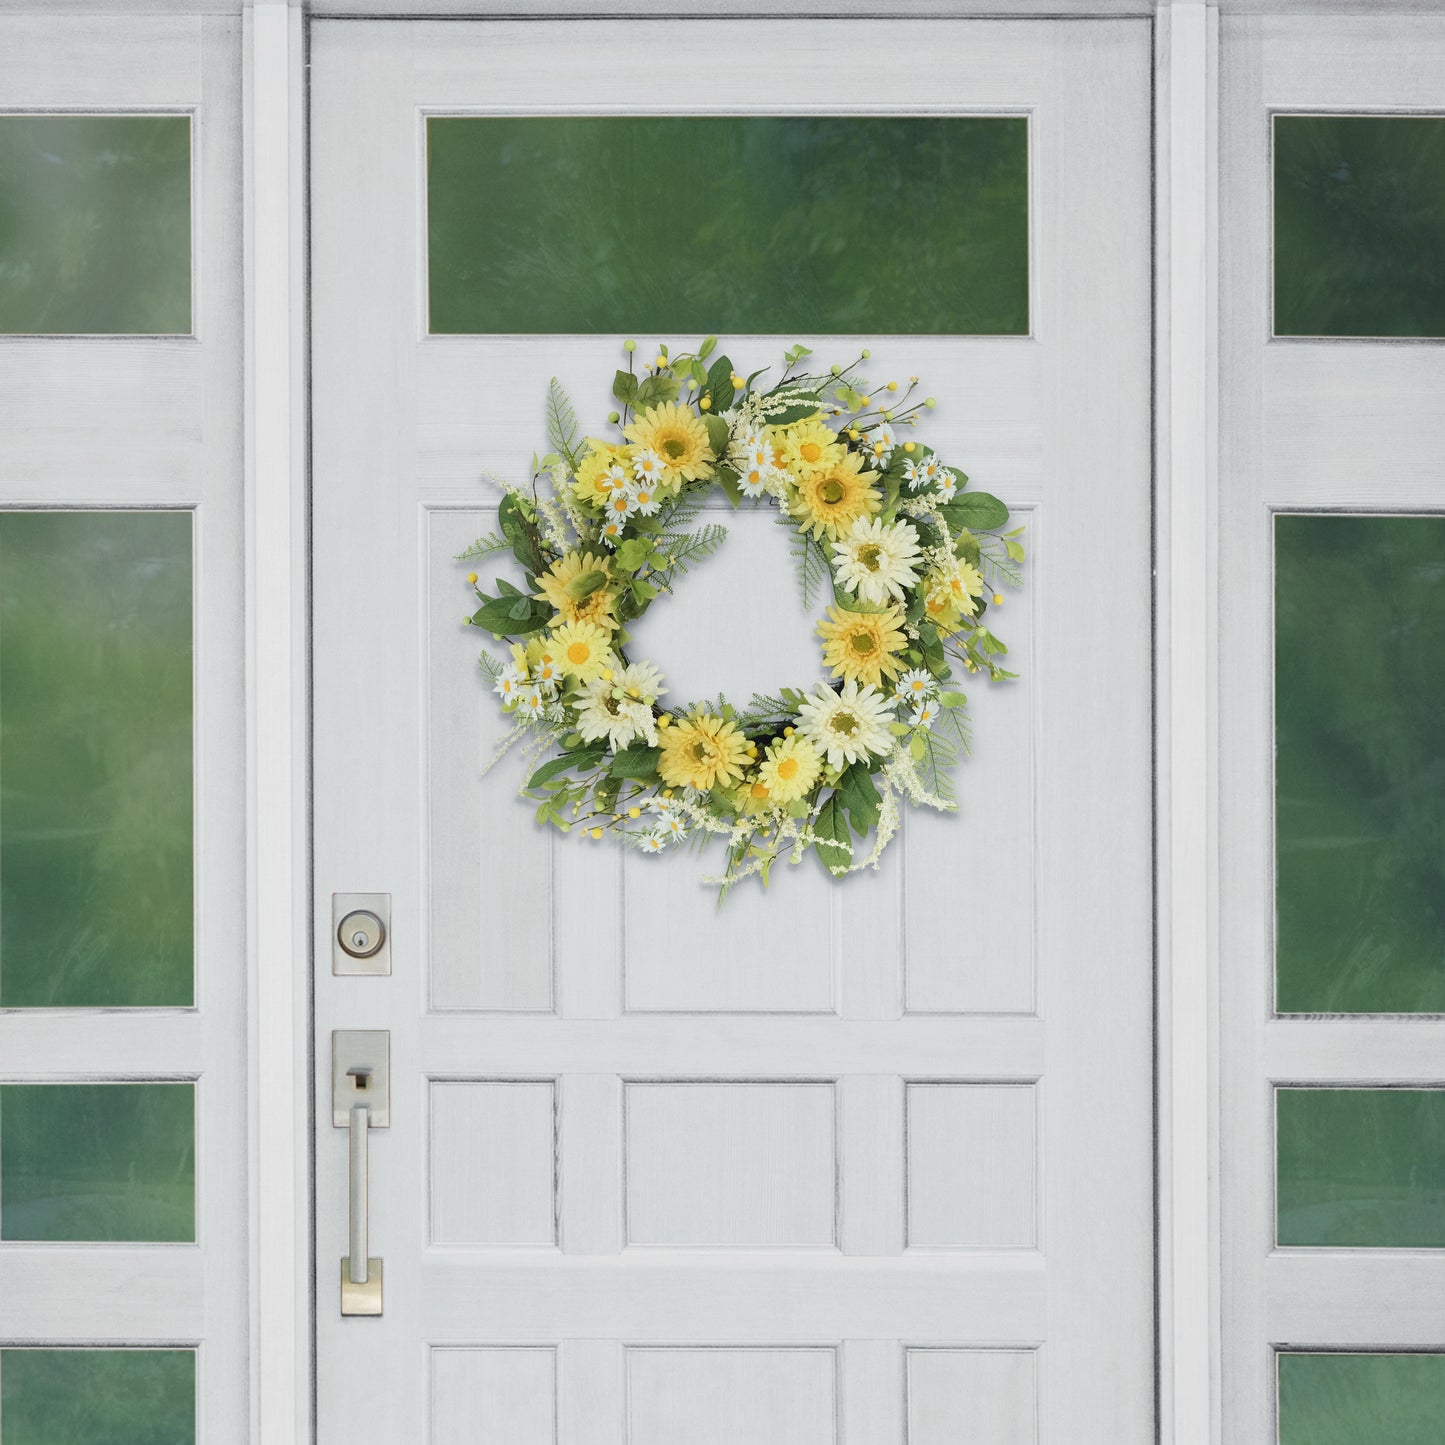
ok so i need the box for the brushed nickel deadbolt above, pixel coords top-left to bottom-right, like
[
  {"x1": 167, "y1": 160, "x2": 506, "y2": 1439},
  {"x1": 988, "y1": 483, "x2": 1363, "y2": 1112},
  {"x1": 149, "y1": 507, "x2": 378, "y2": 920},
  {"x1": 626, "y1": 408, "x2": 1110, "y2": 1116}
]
[{"x1": 331, "y1": 893, "x2": 391, "y2": 976}]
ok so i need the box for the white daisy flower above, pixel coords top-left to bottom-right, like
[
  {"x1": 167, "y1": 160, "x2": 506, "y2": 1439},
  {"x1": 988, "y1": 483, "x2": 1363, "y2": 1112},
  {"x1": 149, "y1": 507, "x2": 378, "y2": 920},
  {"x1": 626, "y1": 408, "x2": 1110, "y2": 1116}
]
[
  {"x1": 908, "y1": 699, "x2": 939, "y2": 729},
  {"x1": 598, "y1": 462, "x2": 630, "y2": 499},
  {"x1": 599, "y1": 518, "x2": 625, "y2": 548},
  {"x1": 902, "y1": 457, "x2": 926, "y2": 491},
  {"x1": 575, "y1": 676, "x2": 656, "y2": 752},
  {"x1": 613, "y1": 659, "x2": 666, "y2": 707},
  {"x1": 628, "y1": 480, "x2": 662, "y2": 516},
  {"x1": 797, "y1": 679, "x2": 895, "y2": 770},
  {"x1": 894, "y1": 667, "x2": 937, "y2": 704},
  {"x1": 632, "y1": 448, "x2": 666, "y2": 485},
  {"x1": 738, "y1": 461, "x2": 772, "y2": 499},
  {"x1": 831, "y1": 515, "x2": 923, "y2": 606},
  {"x1": 637, "y1": 829, "x2": 670, "y2": 853},
  {"x1": 918, "y1": 456, "x2": 943, "y2": 487},
  {"x1": 516, "y1": 683, "x2": 548, "y2": 721},
  {"x1": 933, "y1": 471, "x2": 957, "y2": 503},
  {"x1": 868, "y1": 424, "x2": 898, "y2": 467},
  {"x1": 494, "y1": 662, "x2": 527, "y2": 704},
  {"x1": 532, "y1": 651, "x2": 561, "y2": 693}
]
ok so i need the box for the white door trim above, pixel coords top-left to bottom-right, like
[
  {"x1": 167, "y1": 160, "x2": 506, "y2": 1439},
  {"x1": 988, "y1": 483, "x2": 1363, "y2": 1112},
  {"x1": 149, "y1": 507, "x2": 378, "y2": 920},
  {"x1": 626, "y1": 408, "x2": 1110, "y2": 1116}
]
[{"x1": 244, "y1": 7, "x2": 310, "y2": 1445}]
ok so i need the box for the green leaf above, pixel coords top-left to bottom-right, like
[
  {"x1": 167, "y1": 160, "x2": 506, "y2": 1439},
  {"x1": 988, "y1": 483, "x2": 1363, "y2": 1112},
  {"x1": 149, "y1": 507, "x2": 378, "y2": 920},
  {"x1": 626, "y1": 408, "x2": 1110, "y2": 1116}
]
[
  {"x1": 698, "y1": 335, "x2": 718, "y2": 360},
  {"x1": 704, "y1": 413, "x2": 731, "y2": 458},
  {"x1": 811, "y1": 794, "x2": 853, "y2": 877},
  {"x1": 507, "y1": 597, "x2": 534, "y2": 621},
  {"x1": 612, "y1": 369, "x2": 638, "y2": 408},
  {"x1": 703, "y1": 354, "x2": 736, "y2": 412},
  {"x1": 716, "y1": 465, "x2": 743, "y2": 508},
  {"x1": 613, "y1": 537, "x2": 651, "y2": 573},
  {"x1": 609, "y1": 744, "x2": 662, "y2": 780},
  {"x1": 527, "y1": 749, "x2": 605, "y2": 792},
  {"x1": 942, "y1": 491, "x2": 1010, "y2": 532},
  {"x1": 836, "y1": 763, "x2": 881, "y2": 836},
  {"x1": 545, "y1": 377, "x2": 582, "y2": 470},
  {"x1": 471, "y1": 595, "x2": 550, "y2": 635},
  {"x1": 499, "y1": 492, "x2": 544, "y2": 575},
  {"x1": 563, "y1": 568, "x2": 607, "y2": 602},
  {"x1": 635, "y1": 373, "x2": 679, "y2": 411},
  {"x1": 1004, "y1": 537, "x2": 1026, "y2": 563},
  {"x1": 763, "y1": 388, "x2": 823, "y2": 426},
  {"x1": 938, "y1": 690, "x2": 968, "y2": 708}
]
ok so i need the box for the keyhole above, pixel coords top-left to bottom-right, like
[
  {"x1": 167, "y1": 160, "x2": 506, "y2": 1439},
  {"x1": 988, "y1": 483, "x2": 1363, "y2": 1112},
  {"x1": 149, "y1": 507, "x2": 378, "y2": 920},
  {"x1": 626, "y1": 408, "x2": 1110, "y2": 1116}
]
[{"x1": 352, "y1": 930, "x2": 369, "y2": 950}]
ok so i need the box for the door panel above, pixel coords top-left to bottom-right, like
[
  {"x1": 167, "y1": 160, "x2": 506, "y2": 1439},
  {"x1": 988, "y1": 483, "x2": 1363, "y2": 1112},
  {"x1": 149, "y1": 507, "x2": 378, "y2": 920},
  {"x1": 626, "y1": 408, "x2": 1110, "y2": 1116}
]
[{"x1": 312, "y1": 18, "x2": 1153, "y2": 1443}]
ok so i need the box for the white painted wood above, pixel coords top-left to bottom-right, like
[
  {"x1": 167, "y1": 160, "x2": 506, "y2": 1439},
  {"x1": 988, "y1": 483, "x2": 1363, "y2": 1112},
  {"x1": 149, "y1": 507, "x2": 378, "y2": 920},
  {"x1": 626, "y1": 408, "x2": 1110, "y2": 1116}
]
[
  {"x1": 244, "y1": 9, "x2": 307, "y2": 1445},
  {"x1": 431, "y1": 1345, "x2": 557, "y2": 1445},
  {"x1": 311, "y1": 17, "x2": 1154, "y2": 1445},
  {"x1": 905, "y1": 1083, "x2": 1038, "y2": 1250},
  {"x1": 906, "y1": 1347, "x2": 1039, "y2": 1445},
  {"x1": 1217, "y1": 15, "x2": 1445, "y2": 1445},
  {"x1": 626, "y1": 1346, "x2": 837, "y2": 1445},
  {"x1": 0, "y1": 14, "x2": 249, "y2": 1445},
  {"x1": 430, "y1": 1081, "x2": 559, "y2": 1246},
  {"x1": 1156, "y1": 9, "x2": 1221, "y2": 1445}
]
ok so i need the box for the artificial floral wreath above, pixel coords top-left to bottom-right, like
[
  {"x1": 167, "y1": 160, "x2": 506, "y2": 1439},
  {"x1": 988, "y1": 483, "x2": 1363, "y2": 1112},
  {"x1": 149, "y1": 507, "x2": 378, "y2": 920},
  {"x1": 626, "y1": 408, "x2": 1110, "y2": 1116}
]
[{"x1": 461, "y1": 339, "x2": 1025, "y2": 895}]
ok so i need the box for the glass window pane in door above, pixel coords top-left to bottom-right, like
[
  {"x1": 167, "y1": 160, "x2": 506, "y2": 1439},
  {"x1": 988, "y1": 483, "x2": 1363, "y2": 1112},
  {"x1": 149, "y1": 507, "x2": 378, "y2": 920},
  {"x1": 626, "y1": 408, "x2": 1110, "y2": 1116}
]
[
  {"x1": 1276, "y1": 1087, "x2": 1445, "y2": 1248},
  {"x1": 427, "y1": 116, "x2": 1029, "y2": 335},
  {"x1": 0, "y1": 511, "x2": 194, "y2": 1008},
  {"x1": 1274, "y1": 114, "x2": 1445, "y2": 338},
  {"x1": 0, "y1": 1348, "x2": 195, "y2": 1444},
  {"x1": 1278, "y1": 1352, "x2": 1445, "y2": 1445},
  {"x1": 0, "y1": 1082, "x2": 195, "y2": 1242},
  {"x1": 0, "y1": 114, "x2": 192, "y2": 335},
  {"x1": 1275, "y1": 514, "x2": 1445, "y2": 1013}
]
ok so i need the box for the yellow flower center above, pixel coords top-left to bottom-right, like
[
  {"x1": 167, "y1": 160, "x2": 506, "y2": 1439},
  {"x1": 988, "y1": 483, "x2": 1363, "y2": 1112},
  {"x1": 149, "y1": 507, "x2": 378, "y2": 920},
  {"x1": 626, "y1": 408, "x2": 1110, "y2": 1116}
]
[
  {"x1": 820, "y1": 479, "x2": 845, "y2": 504},
  {"x1": 691, "y1": 740, "x2": 713, "y2": 763},
  {"x1": 800, "y1": 441, "x2": 822, "y2": 463},
  {"x1": 662, "y1": 438, "x2": 686, "y2": 460},
  {"x1": 612, "y1": 497, "x2": 629, "y2": 512},
  {"x1": 777, "y1": 757, "x2": 799, "y2": 780},
  {"x1": 850, "y1": 632, "x2": 878, "y2": 656},
  {"x1": 567, "y1": 642, "x2": 590, "y2": 664},
  {"x1": 832, "y1": 710, "x2": 859, "y2": 736},
  {"x1": 857, "y1": 543, "x2": 882, "y2": 572},
  {"x1": 751, "y1": 782, "x2": 770, "y2": 799}
]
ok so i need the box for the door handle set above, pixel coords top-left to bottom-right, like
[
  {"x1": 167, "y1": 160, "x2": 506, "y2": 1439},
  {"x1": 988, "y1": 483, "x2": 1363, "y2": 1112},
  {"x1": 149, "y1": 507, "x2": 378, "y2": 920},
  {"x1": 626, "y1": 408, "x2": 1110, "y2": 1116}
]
[{"x1": 332, "y1": 1029, "x2": 390, "y2": 1316}]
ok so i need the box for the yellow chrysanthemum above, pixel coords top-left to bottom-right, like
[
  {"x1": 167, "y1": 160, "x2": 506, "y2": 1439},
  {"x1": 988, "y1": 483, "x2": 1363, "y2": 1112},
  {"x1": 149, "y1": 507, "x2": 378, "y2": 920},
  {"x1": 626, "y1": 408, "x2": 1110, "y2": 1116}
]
[
  {"x1": 535, "y1": 550, "x2": 618, "y2": 632},
  {"x1": 757, "y1": 733, "x2": 822, "y2": 804},
  {"x1": 548, "y1": 620, "x2": 613, "y2": 683},
  {"x1": 624, "y1": 402, "x2": 716, "y2": 491},
  {"x1": 570, "y1": 441, "x2": 632, "y2": 508},
  {"x1": 817, "y1": 603, "x2": 909, "y2": 688},
  {"x1": 657, "y1": 711, "x2": 751, "y2": 792},
  {"x1": 789, "y1": 451, "x2": 881, "y2": 540},
  {"x1": 773, "y1": 414, "x2": 844, "y2": 482},
  {"x1": 923, "y1": 557, "x2": 984, "y2": 635}
]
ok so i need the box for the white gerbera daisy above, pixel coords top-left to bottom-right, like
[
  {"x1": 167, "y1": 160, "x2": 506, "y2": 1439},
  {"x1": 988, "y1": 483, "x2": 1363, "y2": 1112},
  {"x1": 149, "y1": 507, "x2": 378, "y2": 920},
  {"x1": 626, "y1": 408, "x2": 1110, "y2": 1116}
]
[
  {"x1": 494, "y1": 661, "x2": 527, "y2": 704},
  {"x1": 575, "y1": 673, "x2": 657, "y2": 752},
  {"x1": 797, "y1": 679, "x2": 895, "y2": 770},
  {"x1": 894, "y1": 667, "x2": 936, "y2": 704},
  {"x1": 831, "y1": 516, "x2": 923, "y2": 606},
  {"x1": 613, "y1": 659, "x2": 666, "y2": 707},
  {"x1": 632, "y1": 448, "x2": 666, "y2": 485}
]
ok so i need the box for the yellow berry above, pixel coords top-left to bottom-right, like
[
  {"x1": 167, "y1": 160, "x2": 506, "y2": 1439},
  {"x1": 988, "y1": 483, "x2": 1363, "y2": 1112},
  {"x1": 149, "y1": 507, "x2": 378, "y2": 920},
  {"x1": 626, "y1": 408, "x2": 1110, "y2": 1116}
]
[
  {"x1": 730, "y1": 373, "x2": 744, "y2": 388},
  {"x1": 663, "y1": 788, "x2": 674, "y2": 799},
  {"x1": 623, "y1": 339, "x2": 636, "y2": 352},
  {"x1": 903, "y1": 441, "x2": 916, "y2": 453},
  {"x1": 861, "y1": 348, "x2": 872, "y2": 359},
  {"x1": 699, "y1": 396, "x2": 712, "y2": 410},
  {"x1": 887, "y1": 381, "x2": 899, "y2": 392},
  {"x1": 654, "y1": 354, "x2": 666, "y2": 368},
  {"x1": 925, "y1": 397, "x2": 937, "y2": 408},
  {"x1": 993, "y1": 593, "x2": 1004, "y2": 606},
  {"x1": 600, "y1": 667, "x2": 613, "y2": 680},
  {"x1": 848, "y1": 429, "x2": 860, "y2": 441},
  {"x1": 658, "y1": 715, "x2": 672, "y2": 728},
  {"x1": 466, "y1": 572, "x2": 478, "y2": 584},
  {"x1": 628, "y1": 806, "x2": 641, "y2": 819},
  {"x1": 860, "y1": 395, "x2": 872, "y2": 407},
  {"x1": 783, "y1": 726, "x2": 794, "y2": 737},
  {"x1": 590, "y1": 827, "x2": 604, "y2": 840}
]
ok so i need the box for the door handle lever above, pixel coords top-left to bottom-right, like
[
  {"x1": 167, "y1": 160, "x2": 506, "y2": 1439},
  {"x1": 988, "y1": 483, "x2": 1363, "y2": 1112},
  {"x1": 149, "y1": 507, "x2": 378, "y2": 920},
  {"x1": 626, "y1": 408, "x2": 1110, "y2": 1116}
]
[{"x1": 333, "y1": 1032, "x2": 389, "y2": 1316}]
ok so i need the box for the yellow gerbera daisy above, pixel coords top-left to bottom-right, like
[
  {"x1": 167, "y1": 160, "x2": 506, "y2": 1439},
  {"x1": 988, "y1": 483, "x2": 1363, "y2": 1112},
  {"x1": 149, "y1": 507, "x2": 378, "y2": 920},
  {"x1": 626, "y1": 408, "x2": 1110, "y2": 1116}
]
[
  {"x1": 817, "y1": 603, "x2": 909, "y2": 688},
  {"x1": 535, "y1": 550, "x2": 618, "y2": 632},
  {"x1": 773, "y1": 414, "x2": 844, "y2": 482},
  {"x1": 657, "y1": 711, "x2": 751, "y2": 792},
  {"x1": 571, "y1": 441, "x2": 632, "y2": 508},
  {"x1": 923, "y1": 557, "x2": 984, "y2": 635},
  {"x1": 789, "y1": 451, "x2": 881, "y2": 540},
  {"x1": 624, "y1": 402, "x2": 716, "y2": 491},
  {"x1": 548, "y1": 620, "x2": 613, "y2": 683},
  {"x1": 757, "y1": 733, "x2": 822, "y2": 804}
]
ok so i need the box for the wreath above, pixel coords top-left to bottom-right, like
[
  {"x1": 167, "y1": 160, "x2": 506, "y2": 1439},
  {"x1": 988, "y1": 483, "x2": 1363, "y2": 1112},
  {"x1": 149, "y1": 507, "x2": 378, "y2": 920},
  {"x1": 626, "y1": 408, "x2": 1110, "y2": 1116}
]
[{"x1": 461, "y1": 339, "x2": 1025, "y2": 895}]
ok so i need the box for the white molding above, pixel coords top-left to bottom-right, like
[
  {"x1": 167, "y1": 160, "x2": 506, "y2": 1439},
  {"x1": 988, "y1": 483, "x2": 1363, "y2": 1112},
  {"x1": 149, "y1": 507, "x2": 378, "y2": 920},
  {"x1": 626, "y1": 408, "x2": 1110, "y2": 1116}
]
[
  {"x1": 1156, "y1": 4, "x2": 1219, "y2": 1445},
  {"x1": 245, "y1": 6, "x2": 309, "y2": 1445}
]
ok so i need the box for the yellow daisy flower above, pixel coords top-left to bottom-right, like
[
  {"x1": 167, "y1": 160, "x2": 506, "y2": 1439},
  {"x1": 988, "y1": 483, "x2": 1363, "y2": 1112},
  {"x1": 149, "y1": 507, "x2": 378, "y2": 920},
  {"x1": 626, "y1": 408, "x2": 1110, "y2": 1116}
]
[
  {"x1": 534, "y1": 550, "x2": 618, "y2": 632},
  {"x1": 757, "y1": 733, "x2": 822, "y2": 804},
  {"x1": 773, "y1": 414, "x2": 844, "y2": 482},
  {"x1": 789, "y1": 451, "x2": 881, "y2": 540},
  {"x1": 657, "y1": 711, "x2": 751, "y2": 792},
  {"x1": 571, "y1": 441, "x2": 632, "y2": 508},
  {"x1": 817, "y1": 603, "x2": 909, "y2": 688},
  {"x1": 624, "y1": 402, "x2": 716, "y2": 491},
  {"x1": 923, "y1": 557, "x2": 984, "y2": 635},
  {"x1": 548, "y1": 620, "x2": 613, "y2": 683}
]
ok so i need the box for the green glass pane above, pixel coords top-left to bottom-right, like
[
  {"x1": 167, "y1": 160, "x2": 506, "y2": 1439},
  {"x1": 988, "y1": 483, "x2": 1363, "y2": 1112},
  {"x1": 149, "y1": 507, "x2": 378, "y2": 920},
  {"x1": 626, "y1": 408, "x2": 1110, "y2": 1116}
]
[
  {"x1": 1275, "y1": 515, "x2": 1445, "y2": 1013},
  {"x1": 427, "y1": 116, "x2": 1028, "y2": 335},
  {"x1": 0, "y1": 511, "x2": 194, "y2": 1008},
  {"x1": 0, "y1": 1083, "x2": 194, "y2": 1242},
  {"x1": 1, "y1": 1349, "x2": 195, "y2": 1445},
  {"x1": 0, "y1": 115, "x2": 192, "y2": 335},
  {"x1": 1279, "y1": 1353, "x2": 1445, "y2": 1445},
  {"x1": 1274, "y1": 115, "x2": 1445, "y2": 338},
  {"x1": 1277, "y1": 1088, "x2": 1445, "y2": 1248}
]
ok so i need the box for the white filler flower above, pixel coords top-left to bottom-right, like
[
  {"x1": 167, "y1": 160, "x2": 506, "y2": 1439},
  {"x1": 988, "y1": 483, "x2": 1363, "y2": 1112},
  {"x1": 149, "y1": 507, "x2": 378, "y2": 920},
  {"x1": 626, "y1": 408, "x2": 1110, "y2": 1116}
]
[
  {"x1": 797, "y1": 679, "x2": 895, "y2": 770},
  {"x1": 831, "y1": 515, "x2": 923, "y2": 606}
]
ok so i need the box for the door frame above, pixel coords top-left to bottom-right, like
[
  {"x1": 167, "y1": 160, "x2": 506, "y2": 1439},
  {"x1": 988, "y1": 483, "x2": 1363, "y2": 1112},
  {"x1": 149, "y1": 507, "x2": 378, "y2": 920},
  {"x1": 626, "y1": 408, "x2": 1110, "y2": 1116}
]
[{"x1": 242, "y1": 4, "x2": 1216, "y2": 1444}]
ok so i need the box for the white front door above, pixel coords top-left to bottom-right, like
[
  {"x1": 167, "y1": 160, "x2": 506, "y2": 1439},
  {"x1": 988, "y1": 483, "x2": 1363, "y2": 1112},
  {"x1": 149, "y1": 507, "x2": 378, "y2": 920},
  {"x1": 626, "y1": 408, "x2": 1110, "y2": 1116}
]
[{"x1": 310, "y1": 18, "x2": 1154, "y2": 1443}]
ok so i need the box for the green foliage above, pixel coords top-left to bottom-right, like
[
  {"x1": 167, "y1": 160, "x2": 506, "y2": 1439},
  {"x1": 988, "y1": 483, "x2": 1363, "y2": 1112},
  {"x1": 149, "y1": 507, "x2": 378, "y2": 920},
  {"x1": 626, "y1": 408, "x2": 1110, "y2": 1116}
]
[
  {"x1": 546, "y1": 377, "x2": 583, "y2": 471},
  {"x1": 457, "y1": 531, "x2": 510, "y2": 561},
  {"x1": 780, "y1": 515, "x2": 832, "y2": 609},
  {"x1": 941, "y1": 490, "x2": 1009, "y2": 532},
  {"x1": 811, "y1": 794, "x2": 853, "y2": 876}
]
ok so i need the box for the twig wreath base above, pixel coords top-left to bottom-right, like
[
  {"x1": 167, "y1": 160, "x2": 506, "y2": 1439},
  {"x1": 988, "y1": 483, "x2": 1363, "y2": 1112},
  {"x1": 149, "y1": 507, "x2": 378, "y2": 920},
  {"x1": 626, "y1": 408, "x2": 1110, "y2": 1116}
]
[{"x1": 461, "y1": 339, "x2": 1026, "y2": 896}]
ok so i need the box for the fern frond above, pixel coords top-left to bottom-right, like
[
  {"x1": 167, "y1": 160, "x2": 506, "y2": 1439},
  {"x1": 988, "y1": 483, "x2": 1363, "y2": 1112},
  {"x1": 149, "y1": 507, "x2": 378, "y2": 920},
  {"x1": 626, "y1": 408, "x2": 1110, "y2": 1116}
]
[
  {"x1": 977, "y1": 533, "x2": 1024, "y2": 589},
  {"x1": 477, "y1": 649, "x2": 506, "y2": 687},
  {"x1": 913, "y1": 727, "x2": 958, "y2": 805},
  {"x1": 456, "y1": 532, "x2": 510, "y2": 561},
  {"x1": 778, "y1": 514, "x2": 831, "y2": 609},
  {"x1": 661, "y1": 523, "x2": 728, "y2": 578},
  {"x1": 935, "y1": 701, "x2": 973, "y2": 755},
  {"x1": 546, "y1": 377, "x2": 583, "y2": 471}
]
